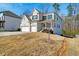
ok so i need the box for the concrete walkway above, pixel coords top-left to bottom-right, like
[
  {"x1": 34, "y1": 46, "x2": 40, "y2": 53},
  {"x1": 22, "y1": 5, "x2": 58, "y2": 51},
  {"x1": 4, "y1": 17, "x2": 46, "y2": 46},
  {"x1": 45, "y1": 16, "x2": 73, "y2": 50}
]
[{"x1": 0, "y1": 32, "x2": 26, "y2": 36}]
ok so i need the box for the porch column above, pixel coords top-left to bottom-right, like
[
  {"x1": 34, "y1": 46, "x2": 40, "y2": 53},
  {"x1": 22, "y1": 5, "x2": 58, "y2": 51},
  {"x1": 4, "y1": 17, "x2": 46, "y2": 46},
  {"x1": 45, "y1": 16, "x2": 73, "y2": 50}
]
[
  {"x1": 50, "y1": 22, "x2": 52, "y2": 29},
  {"x1": 45, "y1": 22, "x2": 47, "y2": 29},
  {"x1": 29, "y1": 22, "x2": 31, "y2": 32}
]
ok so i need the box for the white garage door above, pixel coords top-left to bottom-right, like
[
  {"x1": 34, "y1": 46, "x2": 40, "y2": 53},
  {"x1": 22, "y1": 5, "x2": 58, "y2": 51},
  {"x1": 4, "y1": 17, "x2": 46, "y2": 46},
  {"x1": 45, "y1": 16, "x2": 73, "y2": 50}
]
[
  {"x1": 31, "y1": 26, "x2": 37, "y2": 32},
  {"x1": 21, "y1": 27, "x2": 30, "y2": 32}
]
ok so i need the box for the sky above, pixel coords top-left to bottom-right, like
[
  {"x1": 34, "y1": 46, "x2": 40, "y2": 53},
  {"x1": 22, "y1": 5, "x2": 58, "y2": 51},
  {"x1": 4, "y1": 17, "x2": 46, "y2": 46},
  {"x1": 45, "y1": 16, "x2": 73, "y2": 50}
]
[{"x1": 0, "y1": 3, "x2": 69, "y2": 16}]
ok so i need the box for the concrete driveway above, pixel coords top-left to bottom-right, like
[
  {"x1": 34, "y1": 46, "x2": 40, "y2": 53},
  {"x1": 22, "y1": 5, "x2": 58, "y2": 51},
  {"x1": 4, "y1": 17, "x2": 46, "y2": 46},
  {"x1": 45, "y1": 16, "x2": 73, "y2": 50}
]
[{"x1": 0, "y1": 32, "x2": 26, "y2": 36}]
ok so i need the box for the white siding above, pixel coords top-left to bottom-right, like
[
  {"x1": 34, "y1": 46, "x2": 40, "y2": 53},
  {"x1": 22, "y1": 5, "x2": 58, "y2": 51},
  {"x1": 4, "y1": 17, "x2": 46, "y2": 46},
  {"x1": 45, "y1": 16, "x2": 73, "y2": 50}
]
[
  {"x1": 20, "y1": 16, "x2": 30, "y2": 27},
  {"x1": 32, "y1": 9, "x2": 39, "y2": 15},
  {"x1": 31, "y1": 22, "x2": 37, "y2": 32},
  {"x1": 20, "y1": 16, "x2": 38, "y2": 32},
  {"x1": 32, "y1": 9, "x2": 40, "y2": 21},
  {"x1": 20, "y1": 16, "x2": 31, "y2": 32},
  {"x1": 31, "y1": 27, "x2": 37, "y2": 32},
  {"x1": 21, "y1": 27, "x2": 30, "y2": 32}
]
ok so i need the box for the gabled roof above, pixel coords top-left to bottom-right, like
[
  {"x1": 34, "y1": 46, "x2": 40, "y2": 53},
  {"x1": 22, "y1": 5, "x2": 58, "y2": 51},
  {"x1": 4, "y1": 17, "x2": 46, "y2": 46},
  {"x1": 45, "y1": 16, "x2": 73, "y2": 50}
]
[
  {"x1": 0, "y1": 11, "x2": 22, "y2": 19},
  {"x1": 24, "y1": 8, "x2": 53, "y2": 16},
  {"x1": 26, "y1": 15, "x2": 32, "y2": 22},
  {"x1": 24, "y1": 9, "x2": 63, "y2": 22},
  {"x1": 24, "y1": 15, "x2": 42, "y2": 23},
  {"x1": 35, "y1": 9, "x2": 42, "y2": 14},
  {"x1": 32, "y1": 8, "x2": 42, "y2": 14}
]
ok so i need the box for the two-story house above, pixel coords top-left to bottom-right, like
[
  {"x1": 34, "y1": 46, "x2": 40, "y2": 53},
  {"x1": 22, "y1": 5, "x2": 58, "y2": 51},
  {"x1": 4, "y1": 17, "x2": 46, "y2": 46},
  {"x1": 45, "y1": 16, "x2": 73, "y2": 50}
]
[{"x1": 20, "y1": 9, "x2": 62, "y2": 35}]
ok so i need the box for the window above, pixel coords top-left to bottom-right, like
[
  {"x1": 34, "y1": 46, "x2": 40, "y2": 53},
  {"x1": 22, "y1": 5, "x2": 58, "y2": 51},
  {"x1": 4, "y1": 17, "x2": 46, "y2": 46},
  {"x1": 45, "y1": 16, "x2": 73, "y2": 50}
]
[
  {"x1": 48, "y1": 15, "x2": 52, "y2": 19},
  {"x1": 57, "y1": 24, "x2": 60, "y2": 28},
  {"x1": 57, "y1": 17, "x2": 58, "y2": 20},
  {"x1": 58, "y1": 25, "x2": 60, "y2": 28},
  {"x1": 54, "y1": 24, "x2": 60, "y2": 28},
  {"x1": 42, "y1": 16, "x2": 46, "y2": 20},
  {"x1": 32, "y1": 15, "x2": 38, "y2": 19}
]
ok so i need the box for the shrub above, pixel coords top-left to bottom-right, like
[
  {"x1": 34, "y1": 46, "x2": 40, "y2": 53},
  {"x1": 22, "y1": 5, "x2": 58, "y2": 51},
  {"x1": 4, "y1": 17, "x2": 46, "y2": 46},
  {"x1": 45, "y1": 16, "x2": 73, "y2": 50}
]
[{"x1": 17, "y1": 28, "x2": 21, "y2": 31}]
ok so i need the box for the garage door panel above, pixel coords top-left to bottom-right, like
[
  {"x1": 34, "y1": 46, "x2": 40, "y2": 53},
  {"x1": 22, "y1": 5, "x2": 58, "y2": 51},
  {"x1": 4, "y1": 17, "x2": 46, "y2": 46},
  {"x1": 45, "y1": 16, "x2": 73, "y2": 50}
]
[
  {"x1": 21, "y1": 27, "x2": 30, "y2": 32},
  {"x1": 31, "y1": 27, "x2": 37, "y2": 32}
]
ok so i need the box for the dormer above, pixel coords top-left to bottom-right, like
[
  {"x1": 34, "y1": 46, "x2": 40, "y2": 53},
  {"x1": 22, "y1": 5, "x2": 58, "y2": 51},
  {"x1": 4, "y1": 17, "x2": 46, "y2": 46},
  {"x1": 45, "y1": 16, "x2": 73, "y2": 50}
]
[
  {"x1": 32, "y1": 8, "x2": 39, "y2": 15},
  {"x1": 32, "y1": 8, "x2": 41, "y2": 21}
]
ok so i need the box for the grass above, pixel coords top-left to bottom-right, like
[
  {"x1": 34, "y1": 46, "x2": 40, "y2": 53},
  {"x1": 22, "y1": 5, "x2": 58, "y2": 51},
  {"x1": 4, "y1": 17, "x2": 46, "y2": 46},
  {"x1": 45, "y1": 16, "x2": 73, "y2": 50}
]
[
  {"x1": 0, "y1": 32, "x2": 78, "y2": 56},
  {"x1": 63, "y1": 29, "x2": 79, "y2": 35}
]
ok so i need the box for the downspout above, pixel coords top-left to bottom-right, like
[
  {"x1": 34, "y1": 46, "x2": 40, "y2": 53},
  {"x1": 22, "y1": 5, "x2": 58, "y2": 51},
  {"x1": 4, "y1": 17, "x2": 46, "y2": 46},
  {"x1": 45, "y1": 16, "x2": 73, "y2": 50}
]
[{"x1": 29, "y1": 21, "x2": 31, "y2": 32}]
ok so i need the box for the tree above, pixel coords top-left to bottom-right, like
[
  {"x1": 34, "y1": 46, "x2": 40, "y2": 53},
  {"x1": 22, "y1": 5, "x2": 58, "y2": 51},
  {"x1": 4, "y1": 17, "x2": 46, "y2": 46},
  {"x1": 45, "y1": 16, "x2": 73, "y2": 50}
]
[
  {"x1": 53, "y1": 3, "x2": 60, "y2": 13},
  {"x1": 22, "y1": 9, "x2": 31, "y2": 16},
  {"x1": 53, "y1": 3, "x2": 60, "y2": 23},
  {"x1": 40, "y1": 4, "x2": 51, "y2": 43},
  {"x1": 40, "y1": 4, "x2": 49, "y2": 13},
  {"x1": 67, "y1": 3, "x2": 73, "y2": 16}
]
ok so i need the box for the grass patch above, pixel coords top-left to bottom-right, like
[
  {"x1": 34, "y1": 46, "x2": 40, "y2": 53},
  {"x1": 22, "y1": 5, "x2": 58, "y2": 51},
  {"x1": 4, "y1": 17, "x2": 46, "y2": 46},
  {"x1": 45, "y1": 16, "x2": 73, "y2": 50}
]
[{"x1": 0, "y1": 32, "x2": 78, "y2": 56}]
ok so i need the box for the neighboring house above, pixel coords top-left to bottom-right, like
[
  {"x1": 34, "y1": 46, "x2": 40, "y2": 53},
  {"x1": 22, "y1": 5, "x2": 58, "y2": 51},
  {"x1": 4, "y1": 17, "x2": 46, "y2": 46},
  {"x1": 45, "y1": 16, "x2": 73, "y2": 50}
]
[
  {"x1": 20, "y1": 9, "x2": 63, "y2": 35},
  {"x1": 0, "y1": 11, "x2": 22, "y2": 31}
]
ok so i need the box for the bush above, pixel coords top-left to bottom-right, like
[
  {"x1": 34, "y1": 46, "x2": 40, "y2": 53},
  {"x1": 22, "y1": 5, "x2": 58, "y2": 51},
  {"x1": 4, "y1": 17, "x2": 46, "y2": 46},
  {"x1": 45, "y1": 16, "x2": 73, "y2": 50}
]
[
  {"x1": 42, "y1": 29, "x2": 53, "y2": 34},
  {"x1": 62, "y1": 29, "x2": 77, "y2": 37},
  {"x1": 17, "y1": 28, "x2": 21, "y2": 31}
]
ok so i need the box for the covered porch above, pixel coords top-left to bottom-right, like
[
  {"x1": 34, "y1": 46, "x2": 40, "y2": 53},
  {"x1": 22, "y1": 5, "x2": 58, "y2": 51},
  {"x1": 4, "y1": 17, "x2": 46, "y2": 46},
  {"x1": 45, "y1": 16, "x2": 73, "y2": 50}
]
[{"x1": 38, "y1": 20, "x2": 54, "y2": 32}]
